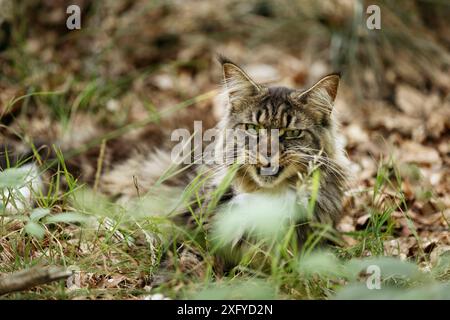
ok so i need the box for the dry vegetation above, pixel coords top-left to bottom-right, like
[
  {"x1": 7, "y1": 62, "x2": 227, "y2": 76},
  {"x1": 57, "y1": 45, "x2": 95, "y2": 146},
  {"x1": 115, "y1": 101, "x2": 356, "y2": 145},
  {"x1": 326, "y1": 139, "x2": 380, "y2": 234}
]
[{"x1": 0, "y1": 0, "x2": 449, "y2": 299}]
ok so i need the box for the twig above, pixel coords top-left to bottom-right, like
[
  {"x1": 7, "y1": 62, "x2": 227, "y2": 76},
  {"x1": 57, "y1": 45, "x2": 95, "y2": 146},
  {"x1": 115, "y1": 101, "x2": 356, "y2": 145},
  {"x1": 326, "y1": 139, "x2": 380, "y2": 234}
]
[{"x1": 0, "y1": 266, "x2": 72, "y2": 295}]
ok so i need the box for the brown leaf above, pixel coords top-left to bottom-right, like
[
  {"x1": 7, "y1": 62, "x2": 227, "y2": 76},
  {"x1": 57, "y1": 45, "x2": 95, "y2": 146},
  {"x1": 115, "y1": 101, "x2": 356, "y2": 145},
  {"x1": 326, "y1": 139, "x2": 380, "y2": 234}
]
[
  {"x1": 397, "y1": 141, "x2": 441, "y2": 166},
  {"x1": 384, "y1": 237, "x2": 417, "y2": 259},
  {"x1": 396, "y1": 85, "x2": 427, "y2": 116}
]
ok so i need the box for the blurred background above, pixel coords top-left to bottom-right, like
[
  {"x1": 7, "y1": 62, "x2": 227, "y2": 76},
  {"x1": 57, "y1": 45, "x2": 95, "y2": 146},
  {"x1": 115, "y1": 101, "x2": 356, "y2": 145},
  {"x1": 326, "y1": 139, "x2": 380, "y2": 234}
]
[{"x1": 0, "y1": 0, "x2": 449, "y2": 299}]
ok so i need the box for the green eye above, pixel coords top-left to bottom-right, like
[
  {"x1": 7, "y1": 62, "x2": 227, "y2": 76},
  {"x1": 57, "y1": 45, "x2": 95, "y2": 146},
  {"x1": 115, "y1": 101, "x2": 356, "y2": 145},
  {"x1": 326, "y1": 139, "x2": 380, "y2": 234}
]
[
  {"x1": 245, "y1": 124, "x2": 259, "y2": 134},
  {"x1": 285, "y1": 129, "x2": 302, "y2": 139}
]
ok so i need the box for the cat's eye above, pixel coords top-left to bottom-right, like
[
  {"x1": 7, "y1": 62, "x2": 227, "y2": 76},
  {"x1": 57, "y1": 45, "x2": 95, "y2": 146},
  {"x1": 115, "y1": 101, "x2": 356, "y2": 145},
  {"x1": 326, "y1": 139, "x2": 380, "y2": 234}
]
[
  {"x1": 285, "y1": 129, "x2": 303, "y2": 139},
  {"x1": 245, "y1": 123, "x2": 260, "y2": 134}
]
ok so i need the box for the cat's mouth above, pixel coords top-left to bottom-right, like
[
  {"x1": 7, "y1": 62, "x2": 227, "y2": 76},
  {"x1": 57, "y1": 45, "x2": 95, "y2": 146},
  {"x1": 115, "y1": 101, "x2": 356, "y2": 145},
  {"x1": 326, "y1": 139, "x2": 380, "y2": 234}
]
[
  {"x1": 250, "y1": 164, "x2": 287, "y2": 188},
  {"x1": 257, "y1": 165, "x2": 283, "y2": 177}
]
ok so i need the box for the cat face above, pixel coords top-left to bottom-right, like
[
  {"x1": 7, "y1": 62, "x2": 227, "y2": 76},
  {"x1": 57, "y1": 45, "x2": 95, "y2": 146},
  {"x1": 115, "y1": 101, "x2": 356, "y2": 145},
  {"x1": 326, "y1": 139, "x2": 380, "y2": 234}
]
[{"x1": 219, "y1": 57, "x2": 340, "y2": 191}]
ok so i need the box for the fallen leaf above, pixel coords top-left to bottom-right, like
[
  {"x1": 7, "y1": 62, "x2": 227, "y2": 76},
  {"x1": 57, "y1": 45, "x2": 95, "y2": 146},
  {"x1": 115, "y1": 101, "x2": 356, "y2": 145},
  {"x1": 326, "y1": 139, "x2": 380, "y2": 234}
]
[{"x1": 397, "y1": 141, "x2": 441, "y2": 166}]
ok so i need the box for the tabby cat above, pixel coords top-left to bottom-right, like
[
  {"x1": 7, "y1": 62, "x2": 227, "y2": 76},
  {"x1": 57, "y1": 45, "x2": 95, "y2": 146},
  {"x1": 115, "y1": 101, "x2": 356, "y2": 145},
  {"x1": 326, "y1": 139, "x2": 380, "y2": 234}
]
[
  {"x1": 100, "y1": 56, "x2": 349, "y2": 255},
  {"x1": 1, "y1": 56, "x2": 349, "y2": 261}
]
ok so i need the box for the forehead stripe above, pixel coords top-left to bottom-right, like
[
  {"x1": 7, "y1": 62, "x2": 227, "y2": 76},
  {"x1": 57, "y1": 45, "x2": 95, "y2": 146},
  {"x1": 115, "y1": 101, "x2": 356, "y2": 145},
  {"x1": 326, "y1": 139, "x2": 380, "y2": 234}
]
[
  {"x1": 280, "y1": 112, "x2": 286, "y2": 127},
  {"x1": 266, "y1": 101, "x2": 273, "y2": 118},
  {"x1": 252, "y1": 111, "x2": 257, "y2": 123},
  {"x1": 276, "y1": 103, "x2": 286, "y2": 119},
  {"x1": 259, "y1": 109, "x2": 267, "y2": 122},
  {"x1": 289, "y1": 116, "x2": 297, "y2": 127}
]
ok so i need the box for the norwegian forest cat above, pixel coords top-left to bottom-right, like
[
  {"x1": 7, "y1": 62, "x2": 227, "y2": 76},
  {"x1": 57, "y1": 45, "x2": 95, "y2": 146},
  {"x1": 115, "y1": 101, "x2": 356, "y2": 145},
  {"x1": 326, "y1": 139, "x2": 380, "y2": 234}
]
[
  {"x1": 98, "y1": 56, "x2": 349, "y2": 257},
  {"x1": 1, "y1": 56, "x2": 349, "y2": 265}
]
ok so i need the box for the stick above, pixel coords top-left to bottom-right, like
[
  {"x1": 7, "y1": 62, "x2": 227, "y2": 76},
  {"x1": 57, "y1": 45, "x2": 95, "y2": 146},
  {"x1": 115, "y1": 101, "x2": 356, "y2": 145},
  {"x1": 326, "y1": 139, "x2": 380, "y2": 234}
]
[{"x1": 0, "y1": 266, "x2": 72, "y2": 295}]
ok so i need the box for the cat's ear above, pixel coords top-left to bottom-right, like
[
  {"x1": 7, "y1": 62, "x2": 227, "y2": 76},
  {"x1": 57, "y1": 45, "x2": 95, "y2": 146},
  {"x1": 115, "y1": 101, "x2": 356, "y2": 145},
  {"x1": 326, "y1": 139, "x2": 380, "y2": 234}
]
[
  {"x1": 290, "y1": 73, "x2": 340, "y2": 115},
  {"x1": 219, "y1": 56, "x2": 262, "y2": 103}
]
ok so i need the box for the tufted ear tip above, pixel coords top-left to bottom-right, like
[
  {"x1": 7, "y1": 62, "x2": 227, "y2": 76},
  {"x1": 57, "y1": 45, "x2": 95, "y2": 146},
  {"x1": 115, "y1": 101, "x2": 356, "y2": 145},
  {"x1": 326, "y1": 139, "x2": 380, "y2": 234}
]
[
  {"x1": 216, "y1": 54, "x2": 236, "y2": 66},
  {"x1": 218, "y1": 57, "x2": 261, "y2": 103},
  {"x1": 328, "y1": 71, "x2": 342, "y2": 78},
  {"x1": 289, "y1": 73, "x2": 341, "y2": 118},
  {"x1": 299, "y1": 73, "x2": 340, "y2": 103},
  {"x1": 318, "y1": 74, "x2": 340, "y2": 101},
  {"x1": 291, "y1": 73, "x2": 340, "y2": 103}
]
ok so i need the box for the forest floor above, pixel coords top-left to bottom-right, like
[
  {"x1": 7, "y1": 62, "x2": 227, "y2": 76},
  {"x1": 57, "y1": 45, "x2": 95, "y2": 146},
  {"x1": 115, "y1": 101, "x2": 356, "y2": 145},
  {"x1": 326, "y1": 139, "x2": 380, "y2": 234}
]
[{"x1": 0, "y1": 1, "x2": 449, "y2": 299}]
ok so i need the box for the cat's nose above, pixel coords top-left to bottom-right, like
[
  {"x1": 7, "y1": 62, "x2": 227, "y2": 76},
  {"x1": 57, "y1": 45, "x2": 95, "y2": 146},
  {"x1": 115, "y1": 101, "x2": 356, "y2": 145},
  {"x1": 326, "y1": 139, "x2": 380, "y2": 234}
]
[
  {"x1": 256, "y1": 153, "x2": 282, "y2": 176},
  {"x1": 257, "y1": 151, "x2": 279, "y2": 167},
  {"x1": 257, "y1": 130, "x2": 279, "y2": 158}
]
